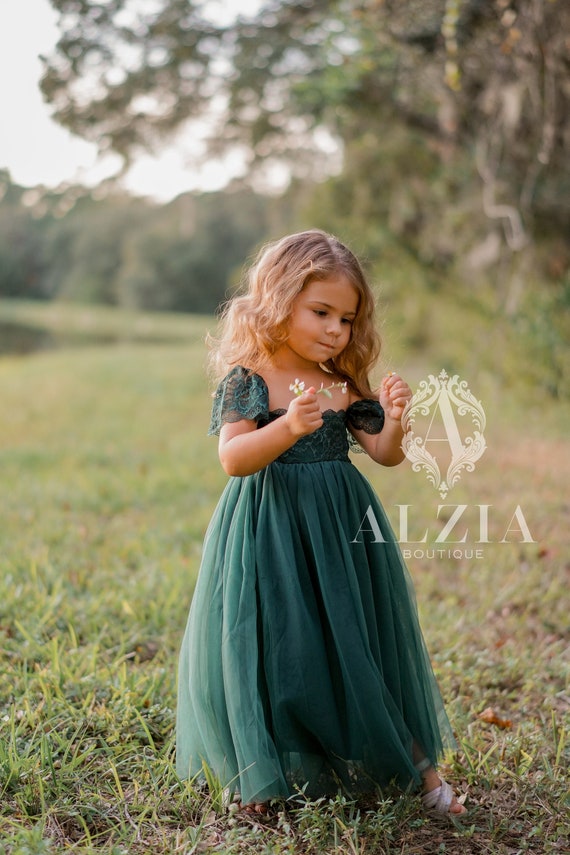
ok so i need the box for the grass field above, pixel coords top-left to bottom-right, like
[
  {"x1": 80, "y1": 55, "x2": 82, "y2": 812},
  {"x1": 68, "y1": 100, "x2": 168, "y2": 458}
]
[{"x1": 0, "y1": 300, "x2": 568, "y2": 854}]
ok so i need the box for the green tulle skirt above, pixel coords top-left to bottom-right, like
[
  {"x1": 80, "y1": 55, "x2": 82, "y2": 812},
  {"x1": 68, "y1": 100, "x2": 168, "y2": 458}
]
[{"x1": 176, "y1": 459, "x2": 455, "y2": 805}]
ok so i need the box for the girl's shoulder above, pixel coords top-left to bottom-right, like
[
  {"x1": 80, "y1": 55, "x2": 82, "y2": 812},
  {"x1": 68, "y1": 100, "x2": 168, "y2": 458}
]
[
  {"x1": 214, "y1": 365, "x2": 269, "y2": 392},
  {"x1": 208, "y1": 366, "x2": 269, "y2": 436},
  {"x1": 217, "y1": 364, "x2": 258, "y2": 379},
  {"x1": 345, "y1": 390, "x2": 385, "y2": 436}
]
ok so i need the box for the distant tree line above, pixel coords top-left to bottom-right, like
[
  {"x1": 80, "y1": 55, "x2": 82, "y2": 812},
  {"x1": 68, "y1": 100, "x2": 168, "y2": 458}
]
[
  {"x1": 1, "y1": 162, "x2": 568, "y2": 395},
  {"x1": 0, "y1": 170, "x2": 281, "y2": 313}
]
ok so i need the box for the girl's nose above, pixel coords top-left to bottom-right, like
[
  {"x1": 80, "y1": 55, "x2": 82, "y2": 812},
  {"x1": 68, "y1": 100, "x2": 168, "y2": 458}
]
[{"x1": 326, "y1": 317, "x2": 342, "y2": 336}]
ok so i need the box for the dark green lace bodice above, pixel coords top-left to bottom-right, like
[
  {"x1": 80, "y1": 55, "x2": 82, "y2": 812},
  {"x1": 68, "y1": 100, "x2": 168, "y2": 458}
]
[{"x1": 209, "y1": 366, "x2": 384, "y2": 464}]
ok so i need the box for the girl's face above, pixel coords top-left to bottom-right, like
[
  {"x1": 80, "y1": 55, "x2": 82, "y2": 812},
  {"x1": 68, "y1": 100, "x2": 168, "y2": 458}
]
[{"x1": 279, "y1": 275, "x2": 359, "y2": 369}]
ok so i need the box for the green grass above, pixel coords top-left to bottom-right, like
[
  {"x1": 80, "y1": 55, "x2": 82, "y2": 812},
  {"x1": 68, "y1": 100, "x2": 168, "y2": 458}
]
[{"x1": 0, "y1": 300, "x2": 569, "y2": 854}]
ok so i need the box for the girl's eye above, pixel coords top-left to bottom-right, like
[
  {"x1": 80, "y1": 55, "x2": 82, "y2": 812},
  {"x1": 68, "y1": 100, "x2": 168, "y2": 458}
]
[
  {"x1": 314, "y1": 310, "x2": 327, "y2": 317},
  {"x1": 341, "y1": 318, "x2": 353, "y2": 325}
]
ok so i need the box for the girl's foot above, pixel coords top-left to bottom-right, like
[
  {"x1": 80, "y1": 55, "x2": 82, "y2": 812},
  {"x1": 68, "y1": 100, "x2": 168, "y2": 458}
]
[
  {"x1": 239, "y1": 802, "x2": 269, "y2": 816},
  {"x1": 421, "y1": 766, "x2": 466, "y2": 816},
  {"x1": 422, "y1": 779, "x2": 466, "y2": 815}
]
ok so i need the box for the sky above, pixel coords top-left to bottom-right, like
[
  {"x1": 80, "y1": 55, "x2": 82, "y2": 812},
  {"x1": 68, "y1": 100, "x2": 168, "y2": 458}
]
[{"x1": 0, "y1": 0, "x2": 262, "y2": 201}]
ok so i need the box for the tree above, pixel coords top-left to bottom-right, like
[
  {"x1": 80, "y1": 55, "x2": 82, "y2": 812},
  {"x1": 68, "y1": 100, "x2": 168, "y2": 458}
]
[
  {"x1": 116, "y1": 188, "x2": 271, "y2": 312},
  {"x1": 41, "y1": 0, "x2": 224, "y2": 163},
  {"x1": 42, "y1": 1, "x2": 569, "y2": 221},
  {"x1": 0, "y1": 172, "x2": 276, "y2": 313},
  {"x1": 0, "y1": 171, "x2": 51, "y2": 300},
  {"x1": 48, "y1": 196, "x2": 152, "y2": 303}
]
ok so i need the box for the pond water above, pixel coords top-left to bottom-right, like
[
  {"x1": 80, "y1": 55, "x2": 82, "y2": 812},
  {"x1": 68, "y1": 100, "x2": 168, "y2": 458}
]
[
  {"x1": 0, "y1": 320, "x2": 122, "y2": 355},
  {"x1": 0, "y1": 321, "x2": 56, "y2": 354}
]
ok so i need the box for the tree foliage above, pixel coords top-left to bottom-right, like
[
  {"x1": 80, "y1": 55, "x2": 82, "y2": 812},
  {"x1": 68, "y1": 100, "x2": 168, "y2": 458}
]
[
  {"x1": 41, "y1": 0, "x2": 224, "y2": 161},
  {"x1": 42, "y1": 0, "x2": 569, "y2": 231},
  {"x1": 0, "y1": 172, "x2": 273, "y2": 313},
  {"x1": 0, "y1": 172, "x2": 52, "y2": 300}
]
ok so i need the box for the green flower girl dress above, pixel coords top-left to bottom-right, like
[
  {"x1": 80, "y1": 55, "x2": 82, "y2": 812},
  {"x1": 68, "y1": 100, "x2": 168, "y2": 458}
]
[{"x1": 176, "y1": 367, "x2": 455, "y2": 805}]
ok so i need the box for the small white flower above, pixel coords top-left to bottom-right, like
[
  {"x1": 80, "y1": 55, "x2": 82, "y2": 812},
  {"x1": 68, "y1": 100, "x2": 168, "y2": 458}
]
[
  {"x1": 289, "y1": 378, "x2": 306, "y2": 396},
  {"x1": 290, "y1": 378, "x2": 348, "y2": 398}
]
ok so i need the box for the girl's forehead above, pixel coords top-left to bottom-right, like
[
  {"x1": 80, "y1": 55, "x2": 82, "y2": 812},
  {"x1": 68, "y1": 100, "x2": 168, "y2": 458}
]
[{"x1": 300, "y1": 275, "x2": 359, "y2": 311}]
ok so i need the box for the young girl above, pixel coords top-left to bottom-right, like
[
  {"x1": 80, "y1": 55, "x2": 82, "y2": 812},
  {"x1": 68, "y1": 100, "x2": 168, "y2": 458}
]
[{"x1": 176, "y1": 229, "x2": 465, "y2": 817}]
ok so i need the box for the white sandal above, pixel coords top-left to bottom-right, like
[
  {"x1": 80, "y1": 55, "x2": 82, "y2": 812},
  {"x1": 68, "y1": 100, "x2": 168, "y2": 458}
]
[{"x1": 421, "y1": 779, "x2": 464, "y2": 815}]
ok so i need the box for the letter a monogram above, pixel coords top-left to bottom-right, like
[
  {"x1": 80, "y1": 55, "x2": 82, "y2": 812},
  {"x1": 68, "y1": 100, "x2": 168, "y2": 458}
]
[{"x1": 401, "y1": 370, "x2": 487, "y2": 498}]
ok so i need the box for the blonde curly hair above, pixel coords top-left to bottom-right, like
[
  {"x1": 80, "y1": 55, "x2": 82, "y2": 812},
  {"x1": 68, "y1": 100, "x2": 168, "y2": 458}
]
[{"x1": 208, "y1": 229, "x2": 381, "y2": 398}]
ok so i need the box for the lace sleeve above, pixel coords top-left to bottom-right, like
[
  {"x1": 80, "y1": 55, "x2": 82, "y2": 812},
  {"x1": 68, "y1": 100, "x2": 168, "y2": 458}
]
[
  {"x1": 346, "y1": 399, "x2": 385, "y2": 453},
  {"x1": 208, "y1": 366, "x2": 269, "y2": 435}
]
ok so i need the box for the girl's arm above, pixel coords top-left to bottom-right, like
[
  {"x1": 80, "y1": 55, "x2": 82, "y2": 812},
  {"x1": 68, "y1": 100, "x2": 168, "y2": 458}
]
[
  {"x1": 350, "y1": 373, "x2": 412, "y2": 466},
  {"x1": 218, "y1": 387, "x2": 323, "y2": 476}
]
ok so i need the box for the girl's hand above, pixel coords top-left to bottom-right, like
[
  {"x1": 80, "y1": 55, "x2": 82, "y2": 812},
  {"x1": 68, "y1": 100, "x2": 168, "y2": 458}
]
[
  {"x1": 285, "y1": 387, "x2": 323, "y2": 437},
  {"x1": 379, "y1": 373, "x2": 412, "y2": 424}
]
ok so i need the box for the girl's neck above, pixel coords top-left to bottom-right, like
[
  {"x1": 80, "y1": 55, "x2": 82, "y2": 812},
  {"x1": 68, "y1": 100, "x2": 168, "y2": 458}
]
[
  {"x1": 266, "y1": 350, "x2": 332, "y2": 380},
  {"x1": 269, "y1": 342, "x2": 338, "y2": 375},
  {"x1": 268, "y1": 353, "x2": 321, "y2": 375}
]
